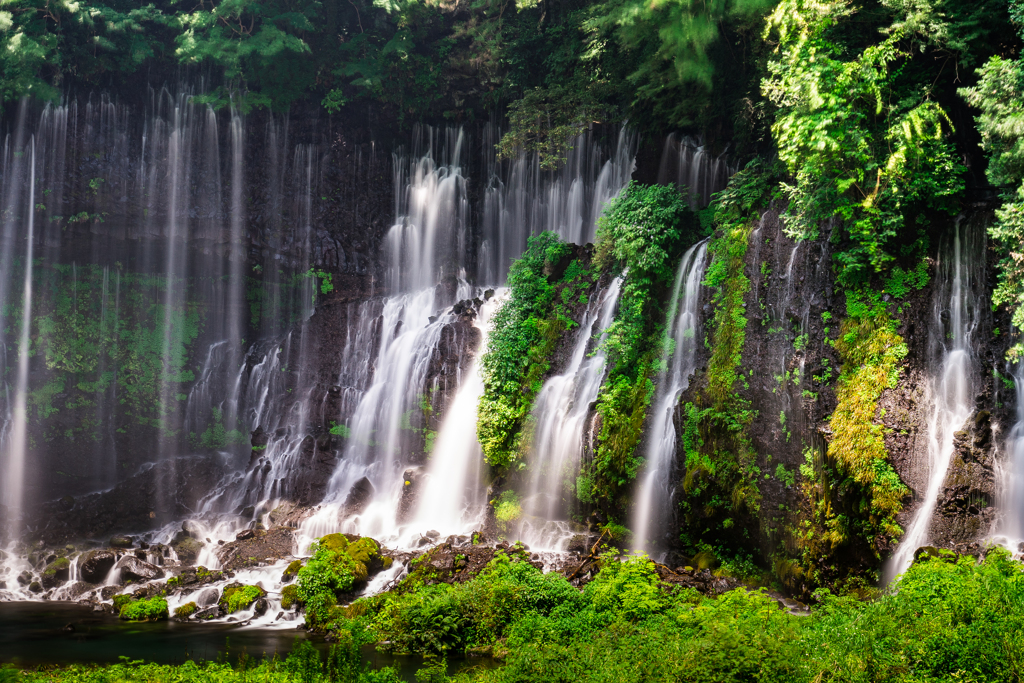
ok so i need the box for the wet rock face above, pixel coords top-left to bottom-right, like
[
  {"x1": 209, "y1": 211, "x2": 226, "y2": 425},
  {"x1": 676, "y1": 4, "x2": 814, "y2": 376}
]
[
  {"x1": 30, "y1": 455, "x2": 225, "y2": 546},
  {"x1": 79, "y1": 549, "x2": 117, "y2": 583},
  {"x1": 116, "y1": 555, "x2": 164, "y2": 583},
  {"x1": 344, "y1": 477, "x2": 375, "y2": 517},
  {"x1": 217, "y1": 526, "x2": 295, "y2": 572},
  {"x1": 397, "y1": 468, "x2": 424, "y2": 524},
  {"x1": 930, "y1": 410, "x2": 998, "y2": 552}
]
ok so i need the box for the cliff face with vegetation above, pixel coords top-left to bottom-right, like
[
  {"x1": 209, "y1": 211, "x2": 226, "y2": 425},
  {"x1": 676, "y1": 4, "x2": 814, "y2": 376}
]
[{"x1": 4, "y1": 0, "x2": 1024, "y2": 601}]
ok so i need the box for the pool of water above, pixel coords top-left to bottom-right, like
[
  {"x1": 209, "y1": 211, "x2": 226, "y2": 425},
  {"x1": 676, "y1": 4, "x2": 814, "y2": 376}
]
[{"x1": 0, "y1": 602, "x2": 496, "y2": 680}]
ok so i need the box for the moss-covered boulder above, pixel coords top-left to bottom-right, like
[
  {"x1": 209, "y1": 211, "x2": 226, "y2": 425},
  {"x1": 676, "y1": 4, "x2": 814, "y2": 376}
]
[
  {"x1": 119, "y1": 596, "x2": 169, "y2": 621},
  {"x1": 281, "y1": 584, "x2": 299, "y2": 610},
  {"x1": 282, "y1": 559, "x2": 303, "y2": 583},
  {"x1": 218, "y1": 582, "x2": 267, "y2": 614},
  {"x1": 295, "y1": 534, "x2": 389, "y2": 627},
  {"x1": 41, "y1": 557, "x2": 71, "y2": 589},
  {"x1": 174, "y1": 601, "x2": 198, "y2": 620}
]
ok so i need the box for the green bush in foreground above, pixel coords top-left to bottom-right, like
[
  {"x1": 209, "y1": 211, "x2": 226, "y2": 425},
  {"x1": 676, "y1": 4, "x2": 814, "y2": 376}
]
[{"x1": 15, "y1": 548, "x2": 1024, "y2": 682}]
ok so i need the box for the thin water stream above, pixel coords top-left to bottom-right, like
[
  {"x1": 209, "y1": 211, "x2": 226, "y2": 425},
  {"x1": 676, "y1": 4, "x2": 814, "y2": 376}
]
[
  {"x1": 887, "y1": 219, "x2": 984, "y2": 582},
  {"x1": 632, "y1": 241, "x2": 707, "y2": 554}
]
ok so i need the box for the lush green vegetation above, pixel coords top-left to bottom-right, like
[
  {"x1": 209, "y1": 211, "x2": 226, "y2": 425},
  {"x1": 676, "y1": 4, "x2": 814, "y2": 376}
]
[
  {"x1": 589, "y1": 183, "x2": 701, "y2": 502},
  {"x1": 118, "y1": 596, "x2": 169, "y2": 621},
  {"x1": 674, "y1": 162, "x2": 774, "y2": 559},
  {"x1": 961, "y1": 0, "x2": 1024, "y2": 359},
  {"x1": 295, "y1": 534, "x2": 389, "y2": 627},
  {"x1": 17, "y1": 548, "x2": 1024, "y2": 682},
  {"x1": 477, "y1": 233, "x2": 596, "y2": 470}
]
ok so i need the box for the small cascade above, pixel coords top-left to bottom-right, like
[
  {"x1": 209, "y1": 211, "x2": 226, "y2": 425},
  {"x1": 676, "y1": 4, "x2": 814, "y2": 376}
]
[
  {"x1": 387, "y1": 127, "x2": 468, "y2": 293},
  {"x1": 632, "y1": 241, "x2": 708, "y2": 554},
  {"x1": 519, "y1": 277, "x2": 623, "y2": 550},
  {"x1": 997, "y1": 364, "x2": 1024, "y2": 553},
  {"x1": 887, "y1": 218, "x2": 985, "y2": 582},
  {"x1": 410, "y1": 290, "x2": 508, "y2": 539},
  {"x1": 657, "y1": 134, "x2": 736, "y2": 209},
  {"x1": 477, "y1": 125, "x2": 636, "y2": 285}
]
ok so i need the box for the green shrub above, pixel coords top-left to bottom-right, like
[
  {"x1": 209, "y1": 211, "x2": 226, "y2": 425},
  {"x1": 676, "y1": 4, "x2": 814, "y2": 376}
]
[
  {"x1": 297, "y1": 534, "x2": 382, "y2": 625},
  {"x1": 493, "y1": 491, "x2": 522, "y2": 535},
  {"x1": 119, "y1": 596, "x2": 169, "y2": 621}
]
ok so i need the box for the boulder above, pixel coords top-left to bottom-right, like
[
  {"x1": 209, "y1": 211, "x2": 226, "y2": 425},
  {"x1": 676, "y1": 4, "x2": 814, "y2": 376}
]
[
  {"x1": 41, "y1": 558, "x2": 71, "y2": 589},
  {"x1": 109, "y1": 535, "x2": 133, "y2": 548},
  {"x1": 195, "y1": 587, "x2": 220, "y2": 607},
  {"x1": 80, "y1": 549, "x2": 117, "y2": 583},
  {"x1": 343, "y1": 477, "x2": 375, "y2": 517},
  {"x1": 116, "y1": 555, "x2": 164, "y2": 582}
]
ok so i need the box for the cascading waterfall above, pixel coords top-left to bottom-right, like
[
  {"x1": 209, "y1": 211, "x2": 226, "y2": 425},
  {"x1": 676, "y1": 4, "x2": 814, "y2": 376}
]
[
  {"x1": 410, "y1": 290, "x2": 507, "y2": 539},
  {"x1": 997, "y1": 363, "x2": 1024, "y2": 552},
  {"x1": 632, "y1": 241, "x2": 708, "y2": 554},
  {"x1": 477, "y1": 125, "x2": 636, "y2": 285},
  {"x1": 518, "y1": 277, "x2": 623, "y2": 551},
  {"x1": 2, "y1": 138, "x2": 36, "y2": 536},
  {"x1": 387, "y1": 127, "x2": 468, "y2": 293},
  {"x1": 887, "y1": 218, "x2": 985, "y2": 582},
  {"x1": 657, "y1": 133, "x2": 736, "y2": 209}
]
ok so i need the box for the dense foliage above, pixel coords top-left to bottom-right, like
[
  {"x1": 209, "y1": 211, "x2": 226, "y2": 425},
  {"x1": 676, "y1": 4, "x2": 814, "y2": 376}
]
[
  {"x1": 17, "y1": 548, "x2": 1024, "y2": 682},
  {"x1": 477, "y1": 233, "x2": 596, "y2": 470},
  {"x1": 961, "y1": 0, "x2": 1024, "y2": 359},
  {"x1": 589, "y1": 183, "x2": 700, "y2": 501}
]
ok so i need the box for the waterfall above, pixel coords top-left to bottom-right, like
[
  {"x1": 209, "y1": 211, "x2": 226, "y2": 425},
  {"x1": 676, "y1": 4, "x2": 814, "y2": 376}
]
[
  {"x1": 410, "y1": 290, "x2": 508, "y2": 538},
  {"x1": 887, "y1": 218, "x2": 985, "y2": 582},
  {"x1": 2, "y1": 138, "x2": 36, "y2": 536},
  {"x1": 519, "y1": 277, "x2": 623, "y2": 550},
  {"x1": 998, "y1": 364, "x2": 1024, "y2": 551},
  {"x1": 387, "y1": 127, "x2": 468, "y2": 293},
  {"x1": 656, "y1": 134, "x2": 736, "y2": 209},
  {"x1": 632, "y1": 241, "x2": 708, "y2": 554},
  {"x1": 477, "y1": 125, "x2": 636, "y2": 285}
]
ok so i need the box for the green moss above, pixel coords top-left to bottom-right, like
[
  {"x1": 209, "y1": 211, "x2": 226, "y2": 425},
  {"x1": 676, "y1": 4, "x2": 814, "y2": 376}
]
[
  {"x1": 281, "y1": 584, "x2": 299, "y2": 610},
  {"x1": 219, "y1": 584, "x2": 265, "y2": 613},
  {"x1": 174, "y1": 601, "x2": 197, "y2": 619},
  {"x1": 43, "y1": 557, "x2": 70, "y2": 575},
  {"x1": 283, "y1": 559, "x2": 304, "y2": 581},
  {"x1": 119, "y1": 596, "x2": 168, "y2": 621},
  {"x1": 493, "y1": 491, "x2": 522, "y2": 535}
]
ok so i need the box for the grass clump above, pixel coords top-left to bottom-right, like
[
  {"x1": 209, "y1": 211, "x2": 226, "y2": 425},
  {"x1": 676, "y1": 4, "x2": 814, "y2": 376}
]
[{"x1": 119, "y1": 596, "x2": 169, "y2": 621}]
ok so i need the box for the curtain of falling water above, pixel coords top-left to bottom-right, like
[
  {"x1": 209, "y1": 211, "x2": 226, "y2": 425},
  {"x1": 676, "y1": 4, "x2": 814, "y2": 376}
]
[
  {"x1": 632, "y1": 240, "x2": 708, "y2": 555},
  {"x1": 887, "y1": 217, "x2": 985, "y2": 582},
  {"x1": 518, "y1": 277, "x2": 623, "y2": 551}
]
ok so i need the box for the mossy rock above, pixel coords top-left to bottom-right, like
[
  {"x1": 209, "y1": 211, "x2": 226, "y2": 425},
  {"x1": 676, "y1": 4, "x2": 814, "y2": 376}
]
[
  {"x1": 174, "y1": 601, "x2": 198, "y2": 620},
  {"x1": 282, "y1": 559, "x2": 303, "y2": 583},
  {"x1": 218, "y1": 582, "x2": 267, "y2": 614},
  {"x1": 281, "y1": 584, "x2": 299, "y2": 610},
  {"x1": 112, "y1": 593, "x2": 134, "y2": 612},
  {"x1": 120, "y1": 596, "x2": 169, "y2": 621},
  {"x1": 173, "y1": 537, "x2": 203, "y2": 564}
]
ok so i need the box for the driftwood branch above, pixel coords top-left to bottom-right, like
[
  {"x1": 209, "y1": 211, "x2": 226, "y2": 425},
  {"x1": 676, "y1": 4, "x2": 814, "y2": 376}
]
[{"x1": 566, "y1": 529, "x2": 607, "y2": 581}]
